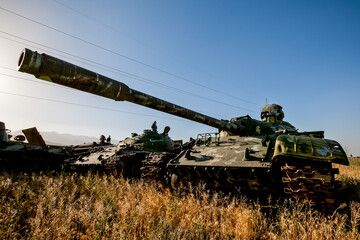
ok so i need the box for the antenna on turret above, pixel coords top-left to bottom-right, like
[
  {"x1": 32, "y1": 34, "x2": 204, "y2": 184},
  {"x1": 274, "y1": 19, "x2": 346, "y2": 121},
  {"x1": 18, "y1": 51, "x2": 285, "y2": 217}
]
[{"x1": 265, "y1": 98, "x2": 268, "y2": 106}]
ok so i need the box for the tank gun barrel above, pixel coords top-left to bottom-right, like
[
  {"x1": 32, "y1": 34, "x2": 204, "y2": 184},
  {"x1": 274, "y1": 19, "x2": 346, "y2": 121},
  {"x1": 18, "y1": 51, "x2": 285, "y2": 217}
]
[{"x1": 17, "y1": 48, "x2": 239, "y2": 133}]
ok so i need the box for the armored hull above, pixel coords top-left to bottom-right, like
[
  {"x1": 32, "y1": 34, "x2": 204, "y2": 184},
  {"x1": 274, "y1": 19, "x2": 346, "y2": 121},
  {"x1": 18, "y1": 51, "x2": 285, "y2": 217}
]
[
  {"x1": 169, "y1": 135, "x2": 272, "y2": 190},
  {"x1": 168, "y1": 132, "x2": 346, "y2": 206}
]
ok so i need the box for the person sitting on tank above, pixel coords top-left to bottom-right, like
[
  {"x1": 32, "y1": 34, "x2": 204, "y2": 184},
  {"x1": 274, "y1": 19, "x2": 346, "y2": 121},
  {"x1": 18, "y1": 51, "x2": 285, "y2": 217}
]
[
  {"x1": 261, "y1": 104, "x2": 296, "y2": 129},
  {"x1": 162, "y1": 126, "x2": 170, "y2": 136},
  {"x1": 100, "y1": 135, "x2": 106, "y2": 145},
  {"x1": 151, "y1": 121, "x2": 158, "y2": 133}
]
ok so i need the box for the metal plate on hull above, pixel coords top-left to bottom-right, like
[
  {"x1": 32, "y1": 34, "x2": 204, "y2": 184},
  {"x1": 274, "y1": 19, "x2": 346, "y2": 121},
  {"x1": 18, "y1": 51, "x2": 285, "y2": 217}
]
[{"x1": 168, "y1": 136, "x2": 271, "y2": 168}]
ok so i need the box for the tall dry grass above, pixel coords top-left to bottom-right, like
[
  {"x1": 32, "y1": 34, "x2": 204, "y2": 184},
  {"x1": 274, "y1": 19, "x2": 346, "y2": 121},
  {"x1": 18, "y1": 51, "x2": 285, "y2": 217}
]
[
  {"x1": 0, "y1": 158, "x2": 359, "y2": 239},
  {"x1": 336, "y1": 157, "x2": 360, "y2": 202}
]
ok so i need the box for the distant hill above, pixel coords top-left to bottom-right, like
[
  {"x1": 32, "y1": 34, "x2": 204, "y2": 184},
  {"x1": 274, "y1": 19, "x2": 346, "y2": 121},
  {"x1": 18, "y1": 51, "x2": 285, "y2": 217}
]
[{"x1": 10, "y1": 130, "x2": 118, "y2": 146}]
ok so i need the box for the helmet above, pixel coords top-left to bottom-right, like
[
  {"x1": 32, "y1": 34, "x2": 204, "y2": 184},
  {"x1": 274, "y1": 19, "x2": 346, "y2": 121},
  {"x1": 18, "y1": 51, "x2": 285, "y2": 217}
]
[{"x1": 261, "y1": 104, "x2": 284, "y2": 124}]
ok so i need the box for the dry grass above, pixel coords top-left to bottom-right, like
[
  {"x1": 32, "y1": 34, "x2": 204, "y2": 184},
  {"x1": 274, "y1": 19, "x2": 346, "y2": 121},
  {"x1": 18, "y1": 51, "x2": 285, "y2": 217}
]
[
  {"x1": 0, "y1": 158, "x2": 359, "y2": 239},
  {"x1": 335, "y1": 157, "x2": 360, "y2": 203}
]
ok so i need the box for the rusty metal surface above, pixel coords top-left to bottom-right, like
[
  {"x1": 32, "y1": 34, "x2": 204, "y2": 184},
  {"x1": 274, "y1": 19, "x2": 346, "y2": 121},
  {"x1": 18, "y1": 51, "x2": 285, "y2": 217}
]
[
  {"x1": 22, "y1": 127, "x2": 47, "y2": 150},
  {"x1": 281, "y1": 161, "x2": 341, "y2": 207}
]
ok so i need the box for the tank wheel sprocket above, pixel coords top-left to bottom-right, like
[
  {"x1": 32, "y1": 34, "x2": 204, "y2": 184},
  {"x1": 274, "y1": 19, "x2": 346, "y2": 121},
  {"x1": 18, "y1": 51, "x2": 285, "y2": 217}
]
[
  {"x1": 140, "y1": 152, "x2": 175, "y2": 183},
  {"x1": 102, "y1": 151, "x2": 146, "y2": 178},
  {"x1": 280, "y1": 160, "x2": 341, "y2": 208}
]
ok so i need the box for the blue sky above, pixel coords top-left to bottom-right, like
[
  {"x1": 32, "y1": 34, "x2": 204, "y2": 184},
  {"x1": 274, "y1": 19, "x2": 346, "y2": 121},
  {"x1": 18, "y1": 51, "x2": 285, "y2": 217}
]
[{"x1": 0, "y1": 0, "x2": 359, "y2": 155}]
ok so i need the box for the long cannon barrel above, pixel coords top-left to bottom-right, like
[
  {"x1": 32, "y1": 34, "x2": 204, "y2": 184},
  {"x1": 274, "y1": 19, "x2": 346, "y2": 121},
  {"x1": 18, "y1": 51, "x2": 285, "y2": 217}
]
[{"x1": 17, "y1": 48, "x2": 239, "y2": 133}]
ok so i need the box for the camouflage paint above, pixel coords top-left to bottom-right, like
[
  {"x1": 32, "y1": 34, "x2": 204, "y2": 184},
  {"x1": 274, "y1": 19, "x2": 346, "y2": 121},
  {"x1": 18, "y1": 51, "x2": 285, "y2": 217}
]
[
  {"x1": 71, "y1": 129, "x2": 175, "y2": 166},
  {"x1": 167, "y1": 135, "x2": 273, "y2": 190},
  {"x1": 273, "y1": 134, "x2": 348, "y2": 165},
  {"x1": 17, "y1": 49, "x2": 239, "y2": 133},
  {"x1": 118, "y1": 129, "x2": 174, "y2": 152},
  {"x1": 17, "y1": 48, "x2": 350, "y2": 204}
]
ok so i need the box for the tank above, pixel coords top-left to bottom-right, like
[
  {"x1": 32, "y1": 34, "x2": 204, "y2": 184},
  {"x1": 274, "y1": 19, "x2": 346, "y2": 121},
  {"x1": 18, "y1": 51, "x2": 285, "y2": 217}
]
[
  {"x1": 0, "y1": 121, "x2": 71, "y2": 171},
  {"x1": 67, "y1": 121, "x2": 182, "y2": 181},
  {"x1": 17, "y1": 48, "x2": 349, "y2": 206}
]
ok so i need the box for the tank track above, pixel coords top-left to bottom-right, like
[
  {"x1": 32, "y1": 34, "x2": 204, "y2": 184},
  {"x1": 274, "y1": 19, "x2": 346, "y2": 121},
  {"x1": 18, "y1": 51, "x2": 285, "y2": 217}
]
[
  {"x1": 140, "y1": 152, "x2": 175, "y2": 183},
  {"x1": 281, "y1": 160, "x2": 341, "y2": 208},
  {"x1": 102, "y1": 151, "x2": 146, "y2": 178}
]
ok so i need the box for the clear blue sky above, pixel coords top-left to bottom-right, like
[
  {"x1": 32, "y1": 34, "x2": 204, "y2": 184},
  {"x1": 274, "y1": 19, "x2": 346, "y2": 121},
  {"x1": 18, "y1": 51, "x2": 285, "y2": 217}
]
[{"x1": 0, "y1": 0, "x2": 359, "y2": 155}]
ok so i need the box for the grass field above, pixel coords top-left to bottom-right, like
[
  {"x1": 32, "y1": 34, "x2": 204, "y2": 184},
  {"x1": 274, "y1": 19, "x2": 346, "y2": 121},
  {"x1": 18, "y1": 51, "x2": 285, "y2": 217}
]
[{"x1": 1, "y1": 158, "x2": 360, "y2": 239}]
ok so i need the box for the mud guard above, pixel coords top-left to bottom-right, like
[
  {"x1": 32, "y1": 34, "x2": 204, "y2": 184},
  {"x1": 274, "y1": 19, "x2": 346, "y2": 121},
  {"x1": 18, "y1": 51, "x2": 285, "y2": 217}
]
[{"x1": 273, "y1": 135, "x2": 349, "y2": 165}]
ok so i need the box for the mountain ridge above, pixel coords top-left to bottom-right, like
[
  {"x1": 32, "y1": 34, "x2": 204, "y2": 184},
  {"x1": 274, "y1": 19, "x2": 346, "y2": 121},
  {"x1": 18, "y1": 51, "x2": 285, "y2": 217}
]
[{"x1": 10, "y1": 130, "x2": 119, "y2": 146}]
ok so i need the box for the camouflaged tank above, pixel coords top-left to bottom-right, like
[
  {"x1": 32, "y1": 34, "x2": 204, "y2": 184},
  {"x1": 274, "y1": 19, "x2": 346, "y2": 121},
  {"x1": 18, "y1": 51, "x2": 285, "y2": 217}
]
[
  {"x1": 0, "y1": 121, "x2": 71, "y2": 171},
  {"x1": 18, "y1": 48, "x2": 349, "y2": 206},
  {"x1": 67, "y1": 122, "x2": 181, "y2": 179}
]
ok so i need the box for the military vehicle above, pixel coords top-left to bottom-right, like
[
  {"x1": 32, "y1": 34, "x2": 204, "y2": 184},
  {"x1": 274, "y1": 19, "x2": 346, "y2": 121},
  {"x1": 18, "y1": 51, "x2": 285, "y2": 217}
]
[
  {"x1": 67, "y1": 121, "x2": 182, "y2": 180},
  {"x1": 17, "y1": 48, "x2": 349, "y2": 206},
  {"x1": 0, "y1": 121, "x2": 71, "y2": 171},
  {"x1": 70, "y1": 134, "x2": 113, "y2": 156}
]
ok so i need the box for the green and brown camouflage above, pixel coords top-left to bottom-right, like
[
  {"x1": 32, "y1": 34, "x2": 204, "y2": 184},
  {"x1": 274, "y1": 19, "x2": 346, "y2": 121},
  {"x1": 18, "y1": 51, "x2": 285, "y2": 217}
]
[
  {"x1": 261, "y1": 104, "x2": 284, "y2": 124},
  {"x1": 66, "y1": 123, "x2": 177, "y2": 178},
  {"x1": 261, "y1": 104, "x2": 295, "y2": 129},
  {"x1": 17, "y1": 49, "x2": 238, "y2": 133},
  {"x1": 17, "y1": 49, "x2": 299, "y2": 136},
  {"x1": 119, "y1": 128, "x2": 174, "y2": 152},
  {"x1": 18, "y1": 48, "x2": 349, "y2": 206}
]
